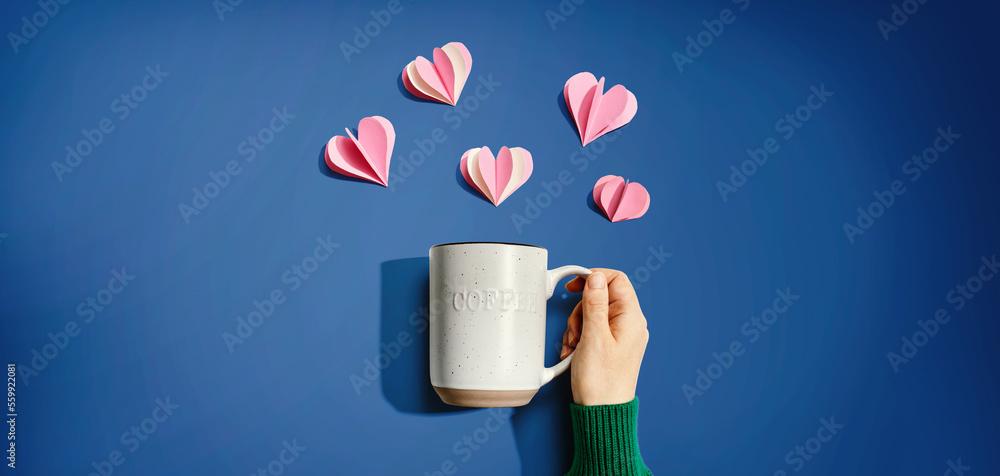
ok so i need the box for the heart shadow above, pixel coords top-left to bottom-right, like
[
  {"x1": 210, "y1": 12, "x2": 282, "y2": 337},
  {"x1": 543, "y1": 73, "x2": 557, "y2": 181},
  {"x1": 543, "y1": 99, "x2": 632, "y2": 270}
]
[
  {"x1": 317, "y1": 131, "x2": 388, "y2": 185},
  {"x1": 454, "y1": 162, "x2": 495, "y2": 205},
  {"x1": 555, "y1": 90, "x2": 582, "y2": 145},
  {"x1": 397, "y1": 73, "x2": 449, "y2": 105},
  {"x1": 586, "y1": 189, "x2": 609, "y2": 221}
]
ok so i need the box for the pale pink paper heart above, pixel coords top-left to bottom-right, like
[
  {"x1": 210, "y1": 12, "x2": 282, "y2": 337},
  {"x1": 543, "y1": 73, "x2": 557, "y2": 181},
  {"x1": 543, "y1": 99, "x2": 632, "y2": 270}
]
[
  {"x1": 325, "y1": 116, "x2": 395, "y2": 186},
  {"x1": 592, "y1": 175, "x2": 650, "y2": 222},
  {"x1": 564, "y1": 72, "x2": 638, "y2": 146},
  {"x1": 402, "y1": 42, "x2": 472, "y2": 106},
  {"x1": 460, "y1": 146, "x2": 533, "y2": 206}
]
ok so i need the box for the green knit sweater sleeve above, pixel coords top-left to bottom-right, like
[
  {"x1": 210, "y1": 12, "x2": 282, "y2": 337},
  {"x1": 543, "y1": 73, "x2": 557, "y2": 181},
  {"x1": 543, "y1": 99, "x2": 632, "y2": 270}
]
[{"x1": 565, "y1": 398, "x2": 652, "y2": 476}]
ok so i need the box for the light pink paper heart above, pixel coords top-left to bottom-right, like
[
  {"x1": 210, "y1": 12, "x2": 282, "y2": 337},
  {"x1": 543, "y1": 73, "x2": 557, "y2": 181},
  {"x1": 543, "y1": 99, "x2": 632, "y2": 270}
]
[
  {"x1": 564, "y1": 72, "x2": 638, "y2": 146},
  {"x1": 402, "y1": 42, "x2": 472, "y2": 106},
  {"x1": 460, "y1": 146, "x2": 533, "y2": 206},
  {"x1": 593, "y1": 175, "x2": 650, "y2": 222},
  {"x1": 325, "y1": 116, "x2": 395, "y2": 186}
]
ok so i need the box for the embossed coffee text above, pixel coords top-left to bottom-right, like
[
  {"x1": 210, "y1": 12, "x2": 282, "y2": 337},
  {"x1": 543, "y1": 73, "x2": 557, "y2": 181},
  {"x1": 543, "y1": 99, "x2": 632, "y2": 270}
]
[{"x1": 450, "y1": 288, "x2": 538, "y2": 312}]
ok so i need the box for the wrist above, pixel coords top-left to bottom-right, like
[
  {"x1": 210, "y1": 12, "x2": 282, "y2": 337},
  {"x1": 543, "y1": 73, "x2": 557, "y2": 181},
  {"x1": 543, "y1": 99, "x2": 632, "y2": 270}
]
[{"x1": 573, "y1": 390, "x2": 635, "y2": 406}]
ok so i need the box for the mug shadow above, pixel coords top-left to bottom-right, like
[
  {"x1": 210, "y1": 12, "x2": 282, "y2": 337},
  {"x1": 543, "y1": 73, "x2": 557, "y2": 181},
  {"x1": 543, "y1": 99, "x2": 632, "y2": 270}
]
[
  {"x1": 380, "y1": 258, "x2": 582, "y2": 474},
  {"x1": 381, "y1": 257, "x2": 469, "y2": 413}
]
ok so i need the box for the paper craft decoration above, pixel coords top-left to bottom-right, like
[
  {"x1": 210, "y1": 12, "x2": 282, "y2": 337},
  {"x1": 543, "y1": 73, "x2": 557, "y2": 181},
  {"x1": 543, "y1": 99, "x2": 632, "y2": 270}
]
[
  {"x1": 592, "y1": 175, "x2": 650, "y2": 223},
  {"x1": 325, "y1": 116, "x2": 395, "y2": 187},
  {"x1": 460, "y1": 146, "x2": 533, "y2": 206},
  {"x1": 401, "y1": 42, "x2": 472, "y2": 106},
  {"x1": 564, "y1": 72, "x2": 638, "y2": 146}
]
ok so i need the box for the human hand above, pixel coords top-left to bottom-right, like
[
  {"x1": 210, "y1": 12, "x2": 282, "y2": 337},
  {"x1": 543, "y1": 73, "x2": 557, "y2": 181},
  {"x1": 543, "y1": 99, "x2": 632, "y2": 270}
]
[{"x1": 559, "y1": 269, "x2": 649, "y2": 406}]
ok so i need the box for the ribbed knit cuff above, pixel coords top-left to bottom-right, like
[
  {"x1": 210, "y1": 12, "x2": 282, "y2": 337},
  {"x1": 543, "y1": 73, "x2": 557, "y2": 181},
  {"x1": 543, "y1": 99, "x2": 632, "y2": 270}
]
[{"x1": 566, "y1": 398, "x2": 651, "y2": 476}]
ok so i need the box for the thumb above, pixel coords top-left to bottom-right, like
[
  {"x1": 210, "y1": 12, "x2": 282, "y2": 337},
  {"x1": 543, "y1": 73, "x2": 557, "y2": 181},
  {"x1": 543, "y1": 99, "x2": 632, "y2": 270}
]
[{"x1": 580, "y1": 272, "x2": 611, "y2": 341}]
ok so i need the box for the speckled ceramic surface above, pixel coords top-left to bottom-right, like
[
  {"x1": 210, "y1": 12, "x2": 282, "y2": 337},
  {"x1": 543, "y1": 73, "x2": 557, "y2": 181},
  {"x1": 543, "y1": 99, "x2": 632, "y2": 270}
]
[{"x1": 429, "y1": 242, "x2": 590, "y2": 407}]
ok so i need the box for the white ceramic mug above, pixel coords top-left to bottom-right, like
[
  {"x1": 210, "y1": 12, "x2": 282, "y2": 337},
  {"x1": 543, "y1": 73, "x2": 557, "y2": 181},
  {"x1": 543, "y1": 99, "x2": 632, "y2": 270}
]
[{"x1": 429, "y1": 242, "x2": 591, "y2": 407}]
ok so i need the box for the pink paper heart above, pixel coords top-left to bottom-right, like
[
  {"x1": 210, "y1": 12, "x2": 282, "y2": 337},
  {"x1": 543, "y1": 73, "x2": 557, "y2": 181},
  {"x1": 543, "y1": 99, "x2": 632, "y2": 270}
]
[
  {"x1": 402, "y1": 42, "x2": 472, "y2": 106},
  {"x1": 476, "y1": 147, "x2": 497, "y2": 201},
  {"x1": 564, "y1": 72, "x2": 638, "y2": 146},
  {"x1": 325, "y1": 116, "x2": 395, "y2": 186},
  {"x1": 593, "y1": 175, "x2": 650, "y2": 222},
  {"x1": 460, "y1": 146, "x2": 533, "y2": 206}
]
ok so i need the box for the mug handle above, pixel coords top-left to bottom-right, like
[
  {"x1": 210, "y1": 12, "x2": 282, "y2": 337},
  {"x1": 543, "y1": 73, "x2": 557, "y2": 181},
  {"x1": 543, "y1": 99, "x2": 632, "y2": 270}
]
[{"x1": 540, "y1": 265, "x2": 592, "y2": 386}]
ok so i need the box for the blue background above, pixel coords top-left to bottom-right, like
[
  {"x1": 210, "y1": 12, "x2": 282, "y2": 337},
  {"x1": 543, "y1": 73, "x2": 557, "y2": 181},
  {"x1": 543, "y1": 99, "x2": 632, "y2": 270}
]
[{"x1": 2, "y1": 0, "x2": 999, "y2": 474}]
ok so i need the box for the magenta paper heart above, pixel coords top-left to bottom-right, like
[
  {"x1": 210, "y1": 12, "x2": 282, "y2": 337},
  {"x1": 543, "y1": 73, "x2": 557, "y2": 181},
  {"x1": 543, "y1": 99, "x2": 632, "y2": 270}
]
[
  {"x1": 325, "y1": 116, "x2": 394, "y2": 186},
  {"x1": 564, "y1": 72, "x2": 638, "y2": 146},
  {"x1": 593, "y1": 175, "x2": 650, "y2": 222},
  {"x1": 460, "y1": 146, "x2": 533, "y2": 206},
  {"x1": 402, "y1": 42, "x2": 472, "y2": 106}
]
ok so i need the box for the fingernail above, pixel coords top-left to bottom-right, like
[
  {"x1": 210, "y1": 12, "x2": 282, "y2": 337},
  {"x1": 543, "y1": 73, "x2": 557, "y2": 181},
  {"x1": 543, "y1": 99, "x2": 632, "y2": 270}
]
[
  {"x1": 560, "y1": 345, "x2": 569, "y2": 359},
  {"x1": 588, "y1": 272, "x2": 606, "y2": 289}
]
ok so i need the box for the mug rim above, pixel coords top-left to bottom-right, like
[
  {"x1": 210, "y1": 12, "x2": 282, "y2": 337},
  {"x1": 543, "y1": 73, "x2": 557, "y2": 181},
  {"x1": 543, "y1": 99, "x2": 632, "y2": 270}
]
[{"x1": 431, "y1": 241, "x2": 544, "y2": 250}]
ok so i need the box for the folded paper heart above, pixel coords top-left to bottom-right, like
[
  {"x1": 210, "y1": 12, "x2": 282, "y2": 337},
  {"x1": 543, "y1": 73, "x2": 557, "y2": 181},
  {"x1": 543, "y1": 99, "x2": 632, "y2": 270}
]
[
  {"x1": 564, "y1": 72, "x2": 638, "y2": 146},
  {"x1": 593, "y1": 175, "x2": 650, "y2": 222},
  {"x1": 325, "y1": 116, "x2": 395, "y2": 187},
  {"x1": 402, "y1": 42, "x2": 472, "y2": 106},
  {"x1": 460, "y1": 146, "x2": 533, "y2": 206}
]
